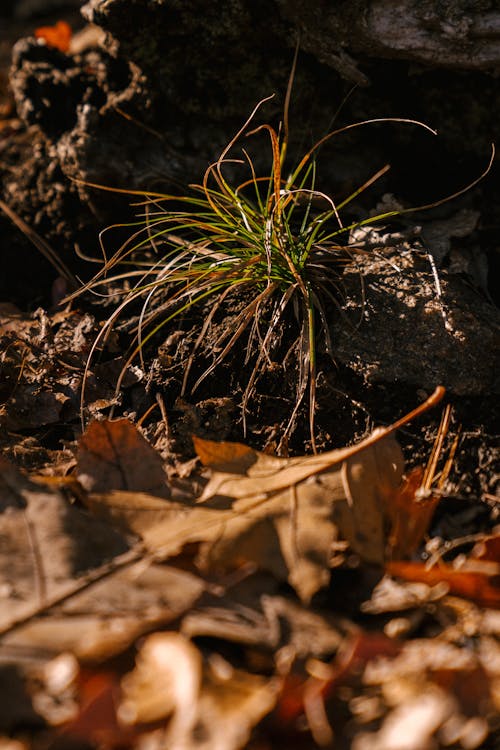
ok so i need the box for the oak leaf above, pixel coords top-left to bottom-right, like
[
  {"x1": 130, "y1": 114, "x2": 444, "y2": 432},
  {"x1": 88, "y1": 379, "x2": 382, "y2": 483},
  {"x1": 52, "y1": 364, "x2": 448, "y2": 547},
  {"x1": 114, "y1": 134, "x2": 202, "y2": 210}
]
[
  {"x1": 85, "y1": 389, "x2": 444, "y2": 602},
  {"x1": 88, "y1": 433, "x2": 403, "y2": 603}
]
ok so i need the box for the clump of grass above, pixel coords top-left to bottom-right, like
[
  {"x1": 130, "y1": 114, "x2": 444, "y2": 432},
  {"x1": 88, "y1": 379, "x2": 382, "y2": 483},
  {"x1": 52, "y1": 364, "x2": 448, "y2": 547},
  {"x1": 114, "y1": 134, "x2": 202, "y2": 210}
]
[{"x1": 74, "y1": 64, "x2": 494, "y2": 452}]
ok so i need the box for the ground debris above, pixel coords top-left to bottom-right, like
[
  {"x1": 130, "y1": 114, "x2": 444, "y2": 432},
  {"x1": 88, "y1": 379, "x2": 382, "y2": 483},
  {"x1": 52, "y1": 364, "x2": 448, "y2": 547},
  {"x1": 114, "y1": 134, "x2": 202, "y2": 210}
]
[{"x1": 0, "y1": 387, "x2": 498, "y2": 748}]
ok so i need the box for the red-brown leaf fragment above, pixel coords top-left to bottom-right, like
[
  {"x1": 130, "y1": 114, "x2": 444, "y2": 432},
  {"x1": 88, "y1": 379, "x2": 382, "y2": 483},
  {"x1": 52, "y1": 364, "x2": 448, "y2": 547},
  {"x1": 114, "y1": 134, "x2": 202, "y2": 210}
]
[
  {"x1": 386, "y1": 466, "x2": 441, "y2": 559},
  {"x1": 34, "y1": 21, "x2": 72, "y2": 53},
  {"x1": 387, "y1": 560, "x2": 500, "y2": 609},
  {"x1": 77, "y1": 419, "x2": 169, "y2": 497}
]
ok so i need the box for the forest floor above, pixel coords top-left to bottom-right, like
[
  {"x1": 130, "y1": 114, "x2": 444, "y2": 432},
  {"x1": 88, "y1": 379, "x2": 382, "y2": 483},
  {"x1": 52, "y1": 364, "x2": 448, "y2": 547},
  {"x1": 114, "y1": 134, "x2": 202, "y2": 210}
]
[{"x1": 0, "y1": 8, "x2": 499, "y2": 750}]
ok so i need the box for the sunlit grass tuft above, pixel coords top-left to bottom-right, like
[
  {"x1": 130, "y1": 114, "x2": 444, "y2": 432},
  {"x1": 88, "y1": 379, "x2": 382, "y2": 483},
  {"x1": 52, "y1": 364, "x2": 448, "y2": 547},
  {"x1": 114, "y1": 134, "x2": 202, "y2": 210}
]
[{"x1": 73, "y1": 66, "x2": 494, "y2": 452}]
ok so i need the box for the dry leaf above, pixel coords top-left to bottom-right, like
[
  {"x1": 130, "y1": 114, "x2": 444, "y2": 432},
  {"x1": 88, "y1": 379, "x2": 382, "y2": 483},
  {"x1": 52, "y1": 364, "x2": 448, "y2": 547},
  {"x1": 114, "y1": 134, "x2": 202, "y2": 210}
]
[
  {"x1": 77, "y1": 419, "x2": 169, "y2": 497},
  {"x1": 2, "y1": 563, "x2": 204, "y2": 661},
  {"x1": 387, "y1": 560, "x2": 500, "y2": 609},
  {"x1": 361, "y1": 574, "x2": 448, "y2": 617},
  {"x1": 86, "y1": 434, "x2": 403, "y2": 602},
  {"x1": 182, "y1": 591, "x2": 345, "y2": 659},
  {"x1": 0, "y1": 458, "x2": 203, "y2": 661},
  {"x1": 119, "y1": 633, "x2": 279, "y2": 750},
  {"x1": 84, "y1": 392, "x2": 444, "y2": 602},
  {"x1": 34, "y1": 21, "x2": 72, "y2": 53},
  {"x1": 385, "y1": 466, "x2": 441, "y2": 559},
  {"x1": 190, "y1": 434, "x2": 402, "y2": 601},
  {"x1": 0, "y1": 458, "x2": 129, "y2": 631},
  {"x1": 84, "y1": 490, "x2": 185, "y2": 537}
]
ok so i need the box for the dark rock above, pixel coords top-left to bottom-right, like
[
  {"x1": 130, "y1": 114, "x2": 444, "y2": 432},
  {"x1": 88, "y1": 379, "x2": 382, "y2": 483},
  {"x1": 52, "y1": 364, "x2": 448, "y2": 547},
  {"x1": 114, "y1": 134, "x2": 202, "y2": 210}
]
[{"x1": 334, "y1": 248, "x2": 500, "y2": 395}]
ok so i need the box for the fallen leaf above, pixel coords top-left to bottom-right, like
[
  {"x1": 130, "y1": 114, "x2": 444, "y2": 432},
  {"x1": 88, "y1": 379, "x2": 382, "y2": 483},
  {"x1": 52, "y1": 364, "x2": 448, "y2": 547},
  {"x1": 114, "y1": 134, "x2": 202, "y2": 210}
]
[
  {"x1": 119, "y1": 633, "x2": 201, "y2": 727},
  {"x1": 119, "y1": 633, "x2": 279, "y2": 750},
  {"x1": 182, "y1": 590, "x2": 345, "y2": 659},
  {"x1": 0, "y1": 458, "x2": 129, "y2": 632},
  {"x1": 387, "y1": 560, "x2": 500, "y2": 609},
  {"x1": 34, "y1": 21, "x2": 72, "y2": 53},
  {"x1": 85, "y1": 391, "x2": 444, "y2": 602},
  {"x1": 0, "y1": 458, "x2": 204, "y2": 661},
  {"x1": 2, "y1": 563, "x2": 205, "y2": 662},
  {"x1": 385, "y1": 466, "x2": 441, "y2": 559},
  {"x1": 84, "y1": 489, "x2": 188, "y2": 537},
  {"x1": 0, "y1": 388, "x2": 71, "y2": 431},
  {"x1": 186, "y1": 433, "x2": 402, "y2": 601},
  {"x1": 77, "y1": 419, "x2": 169, "y2": 497},
  {"x1": 84, "y1": 434, "x2": 406, "y2": 602},
  {"x1": 361, "y1": 574, "x2": 448, "y2": 615}
]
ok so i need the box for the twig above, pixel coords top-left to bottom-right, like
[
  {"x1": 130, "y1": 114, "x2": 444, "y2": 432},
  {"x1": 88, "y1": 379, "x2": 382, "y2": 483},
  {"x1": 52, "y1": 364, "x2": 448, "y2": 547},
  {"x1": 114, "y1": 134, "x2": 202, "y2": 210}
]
[{"x1": 0, "y1": 545, "x2": 146, "y2": 640}]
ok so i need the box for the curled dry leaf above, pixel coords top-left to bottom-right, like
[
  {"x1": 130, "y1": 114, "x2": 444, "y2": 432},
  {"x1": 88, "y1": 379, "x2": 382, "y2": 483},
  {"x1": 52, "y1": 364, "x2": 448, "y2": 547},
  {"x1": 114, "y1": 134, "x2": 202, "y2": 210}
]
[
  {"x1": 85, "y1": 390, "x2": 444, "y2": 602},
  {"x1": 385, "y1": 466, "x2": 441, "y2": 560},
  {"x1": 124, "y1": 433, "x2": 404, "y2": 603},
  {"x1": 119, "y1": 633, "x2": 201, "y2": 727},
  {"x1": 182, "y1": 590, "x2": 346, "y2": 659}
]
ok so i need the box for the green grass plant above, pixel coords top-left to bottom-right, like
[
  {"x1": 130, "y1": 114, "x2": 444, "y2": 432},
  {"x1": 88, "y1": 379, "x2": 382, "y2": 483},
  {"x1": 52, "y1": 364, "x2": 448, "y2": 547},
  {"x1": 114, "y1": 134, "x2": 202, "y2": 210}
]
[{"x1": 74, "y1": 65, "x2": 494, "y2": 452}]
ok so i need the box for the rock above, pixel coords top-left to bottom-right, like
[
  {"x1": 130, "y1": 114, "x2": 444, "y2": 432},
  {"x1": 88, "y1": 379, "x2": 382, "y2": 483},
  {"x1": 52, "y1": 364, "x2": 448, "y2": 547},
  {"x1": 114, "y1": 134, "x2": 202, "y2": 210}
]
[
  {"x1": 279, "y1": 0, "x2": 500, "y2": 81},
  {"x1": 334, "y1": 248, "x2": 500, "y2": 395}
]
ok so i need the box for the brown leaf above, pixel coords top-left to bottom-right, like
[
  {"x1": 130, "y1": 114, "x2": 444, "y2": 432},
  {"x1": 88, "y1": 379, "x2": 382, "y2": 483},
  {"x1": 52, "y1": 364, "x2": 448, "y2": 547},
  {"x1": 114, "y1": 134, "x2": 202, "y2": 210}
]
[
  {"x1": 109, "y1": 434, "x2": 403, "y2": 603},
  {"x1": 0, "y1": 458, "x2": 129, "y2": 632},
  {"x1": 0, "y1": 459, "x2": 203, "y2": 662},
  {"x1": 0, "y1": 388, "x2": 70, "y2": 431},
  {"x1": 193, "y1": 435, "x2": 258, "y2": 473},
  {"x1": 387, "y1": 560, "x2": 500, "y2": 609},
  {"x1": 385, "y1": 466, "x2": 441, "y2": 559},
  {"x1": 77, "y1": 419, "x2": 169, "y2": 497},
  {"x1": 182, "y1": 590, "x2": 345, "y2": 659},
  {"x1": 86, "y1": 391, "x2": 444, "y2": 603},
  {"x1": 3, "y1": 563, "x2": 204, "y2": 662},
  {"x1": 84, "y1": 490, "x2": 187, "y2": 537}
]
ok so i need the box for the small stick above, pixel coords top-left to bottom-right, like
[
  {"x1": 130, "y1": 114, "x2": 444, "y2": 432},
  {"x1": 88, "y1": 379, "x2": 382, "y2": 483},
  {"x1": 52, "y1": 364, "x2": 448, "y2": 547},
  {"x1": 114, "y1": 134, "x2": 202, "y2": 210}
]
[{"x1": 0, "y1": 545, "x2": 145, "y2": 640}]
